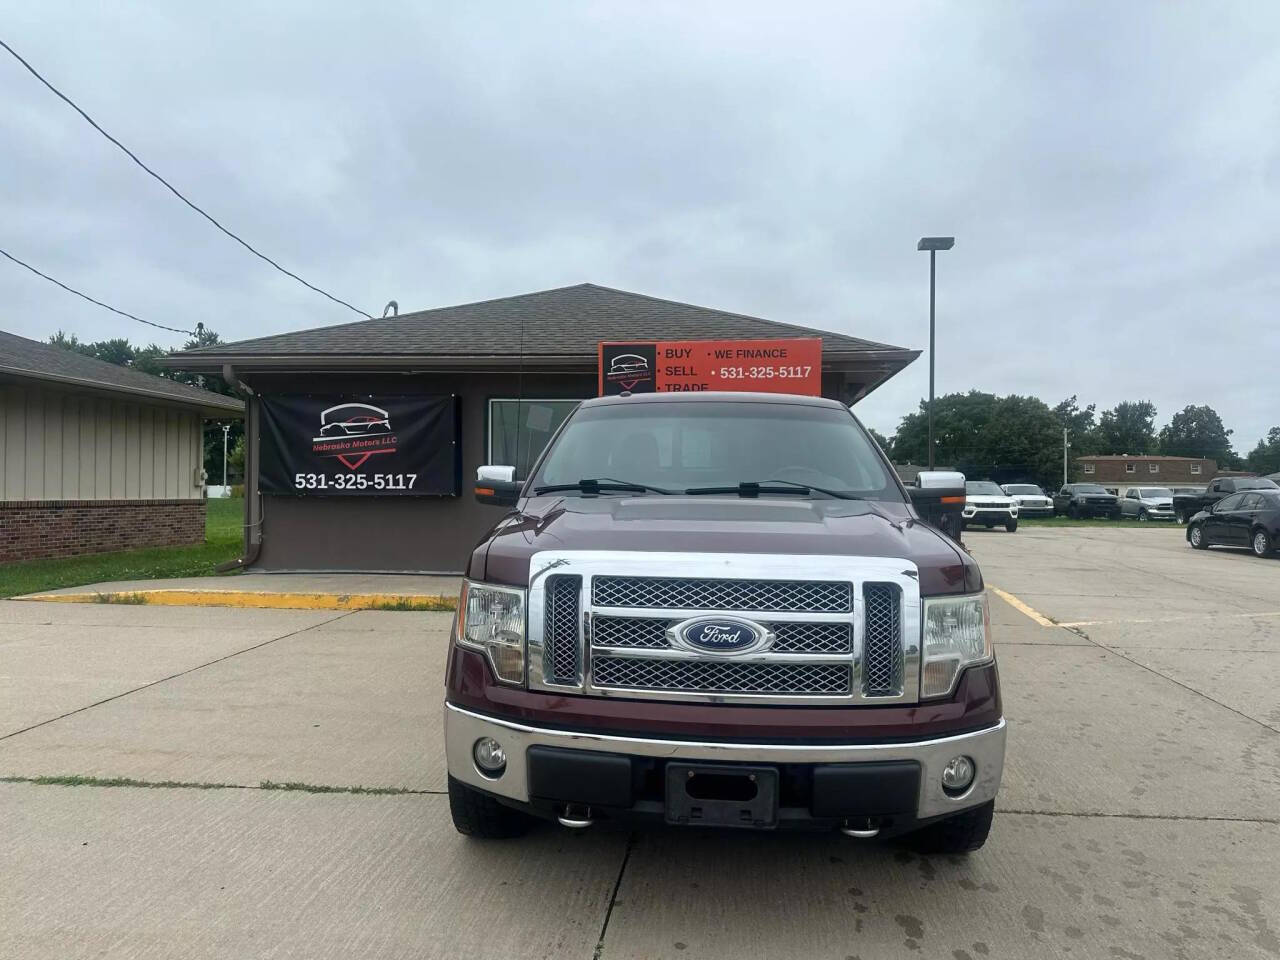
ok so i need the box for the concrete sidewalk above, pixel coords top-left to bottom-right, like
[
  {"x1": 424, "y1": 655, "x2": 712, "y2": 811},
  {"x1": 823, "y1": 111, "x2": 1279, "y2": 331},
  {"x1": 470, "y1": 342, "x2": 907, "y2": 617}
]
[{"x1": 14, "y1": 572, "x2": 462, "y2": 610}]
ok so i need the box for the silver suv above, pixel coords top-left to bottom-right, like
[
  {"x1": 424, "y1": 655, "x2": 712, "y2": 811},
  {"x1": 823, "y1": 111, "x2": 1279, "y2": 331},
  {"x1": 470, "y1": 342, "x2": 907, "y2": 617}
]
[{"x1": 1119, "y1": 486, "x2": 1175, "y2": 521}]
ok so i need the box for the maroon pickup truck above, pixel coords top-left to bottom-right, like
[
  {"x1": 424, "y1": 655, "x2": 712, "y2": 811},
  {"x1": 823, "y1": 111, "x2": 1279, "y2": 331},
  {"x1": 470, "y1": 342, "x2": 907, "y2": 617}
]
[{"x1": 445, "y1": 392, "x2": 1005, "y2": 853}]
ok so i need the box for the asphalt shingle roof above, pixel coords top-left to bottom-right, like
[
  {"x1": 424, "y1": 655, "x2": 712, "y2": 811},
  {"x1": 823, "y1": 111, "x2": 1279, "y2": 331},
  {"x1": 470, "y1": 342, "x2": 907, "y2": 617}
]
[
  {"x1": 0, "y1": 329, "x2": 243, "y2": 412},
  {"x1": 174, "y1": 283, "x2": 912, "y2": 361}
]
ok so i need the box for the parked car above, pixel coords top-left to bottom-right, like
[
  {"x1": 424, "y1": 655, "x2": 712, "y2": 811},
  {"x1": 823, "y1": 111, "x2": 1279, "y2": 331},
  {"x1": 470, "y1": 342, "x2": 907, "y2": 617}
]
[
  {"x1": 1173, "y1": 476, "x2": 1279, "y2": 524},
  {"x1": 963, "y1": 480, "x2": 1018, "y2": 531},
  {"x1": 1053, "y1": 483, "x2": 1121, "y2": 519},
  {"x1": 1186, "y1": 489, "x2": 1280, "y2": 558},
  {"x1": 1118, "y1": 486, "x2": 1175, "y2": 521},
  {"x1": 455, "y1": 392, "x2": 1006, "y2": 852},
  {"x1": 1001, "y1": 483, "x2": 1053, "y2": 517}
]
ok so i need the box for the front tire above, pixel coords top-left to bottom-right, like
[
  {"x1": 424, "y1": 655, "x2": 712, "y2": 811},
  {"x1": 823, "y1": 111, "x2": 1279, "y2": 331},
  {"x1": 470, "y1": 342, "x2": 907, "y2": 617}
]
[
  {"x1": 1189, "y1": 523, "x2": 1208, "y2": 549},
  {"x1": 1005, "y1": 519, "x2": 1018, "y2": 532},
  {"x1": 1253, "y1": 528, "x2": 1274, "y2": 558},
  {"x1": 1138, "y1": 509, "x2": 1148, "y2": 521},
  {"x1": 908, "y1": 801, "x2": 994, "y2": 854},
  {"x1": 448, "y1": 776, "x2": 534, "y2": 838},
  {"x1": 1067, "y1": 504, "x2": 1078, "y2": 519},
  {"x1": 1176, "y1": 509, "x2": 1188, "y2": 524}
]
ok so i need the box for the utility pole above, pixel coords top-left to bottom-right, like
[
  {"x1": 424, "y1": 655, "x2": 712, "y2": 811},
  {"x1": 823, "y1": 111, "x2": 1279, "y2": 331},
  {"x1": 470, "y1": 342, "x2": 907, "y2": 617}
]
[
  {"x1": 222, "y1": 423, "x2": 231, "y2": 489},
  {"x1": 1063, "y1": 427, "x2": 1070, "y2": 488},
  {"x1": 917, "y1": 237, "x2": 955, "y2": 471}
]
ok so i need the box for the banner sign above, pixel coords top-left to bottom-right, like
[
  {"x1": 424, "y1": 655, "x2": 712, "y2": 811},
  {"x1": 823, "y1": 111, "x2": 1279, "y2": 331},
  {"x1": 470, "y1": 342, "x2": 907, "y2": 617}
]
[
  {"x1": 259, "y1": 394, "x2": 459, "y2": 496},
  {"x1": 598, "y1": 338, "x2": 822, "y2": 396}
]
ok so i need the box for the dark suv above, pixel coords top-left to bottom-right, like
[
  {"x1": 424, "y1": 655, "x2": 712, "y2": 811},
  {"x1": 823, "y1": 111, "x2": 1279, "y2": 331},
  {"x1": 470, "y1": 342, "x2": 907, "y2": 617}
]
[
  {"x1": 446, "y1": 392, "x2": 1006, "y2": 854},
  {"x1": 1054, "y1": 483, "x2": 1121, "y2": 519}
]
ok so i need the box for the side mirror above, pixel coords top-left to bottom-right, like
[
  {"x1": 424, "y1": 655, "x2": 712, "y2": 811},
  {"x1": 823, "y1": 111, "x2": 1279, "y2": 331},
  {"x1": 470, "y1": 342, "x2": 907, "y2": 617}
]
[
  {"x1": 908, "y1": 470, "x2": 966, "y2": 505},
  {"x1": 474, "y1": 465, "x2": 521, "y2": 507}
]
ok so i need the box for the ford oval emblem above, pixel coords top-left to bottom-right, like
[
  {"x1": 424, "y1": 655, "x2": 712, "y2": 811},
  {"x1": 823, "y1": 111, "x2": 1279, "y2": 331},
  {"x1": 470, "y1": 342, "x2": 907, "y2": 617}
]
[{"x1": 674, "y1": 616, "x2": 770, "y2": 654}]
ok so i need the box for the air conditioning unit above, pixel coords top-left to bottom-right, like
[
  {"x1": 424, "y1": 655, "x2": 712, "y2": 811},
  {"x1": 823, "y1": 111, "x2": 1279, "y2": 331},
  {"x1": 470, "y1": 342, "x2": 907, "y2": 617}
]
[{"x1": 194, "y1": 466, "x2": 208, "y2": 488}]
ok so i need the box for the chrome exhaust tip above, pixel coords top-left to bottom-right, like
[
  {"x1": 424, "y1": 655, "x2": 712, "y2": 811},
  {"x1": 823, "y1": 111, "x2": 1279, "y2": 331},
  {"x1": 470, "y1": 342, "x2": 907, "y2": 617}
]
[
  {"x1": 840, "y1": 819, "x2": 880, "y2": 839},
  {"x1": 557, "y1": 805, "x2": 594, "y2": 829}
]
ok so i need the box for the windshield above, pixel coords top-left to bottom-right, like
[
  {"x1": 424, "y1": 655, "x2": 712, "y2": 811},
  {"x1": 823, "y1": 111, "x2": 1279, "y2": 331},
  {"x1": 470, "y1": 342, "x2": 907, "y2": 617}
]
[
  {"x1": 965, "y1": 481, "x2": 1004, "y2": 496},
  {"x1": 1074, "y1": 484, "x2": 1109, "y2": 494},
  {"x1": 1140, "y1": 488, "x2": 1173, "y2": 498},
  {"x1": 1005, "y1": 484, "x2": 1042, "y2": 495},
  {"x1": 527, "y1": 400, "x2": 901, "y2": 500},
  {"x1": 1237, "y1": 478, "x2": 1279, "y2": 490}
]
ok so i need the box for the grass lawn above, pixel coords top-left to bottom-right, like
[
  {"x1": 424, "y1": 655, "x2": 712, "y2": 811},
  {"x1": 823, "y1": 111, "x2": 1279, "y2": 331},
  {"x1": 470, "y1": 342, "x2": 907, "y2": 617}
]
[
  {"x1": 0, "y1": 498, "x2": 244, "y2": 599},
  {"x1": 1019, "y1": 515, "x2": 1182, "y2": 529}
]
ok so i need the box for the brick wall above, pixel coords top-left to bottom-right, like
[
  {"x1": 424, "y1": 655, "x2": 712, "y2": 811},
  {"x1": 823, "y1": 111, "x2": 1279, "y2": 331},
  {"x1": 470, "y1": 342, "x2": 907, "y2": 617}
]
[{"x1": 0, "y1": 499, "x2": 206, "y2": 564}]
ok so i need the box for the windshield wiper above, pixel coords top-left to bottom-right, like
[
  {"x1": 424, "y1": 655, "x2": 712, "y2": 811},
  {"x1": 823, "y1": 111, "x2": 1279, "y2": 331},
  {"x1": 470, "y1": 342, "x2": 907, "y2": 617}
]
[
  {"x1": 684, "y1": 479, "x2": 865, "y2": 500},
  {"x1": 533, "y1": 477, "x2": 673, "y2": 496}
]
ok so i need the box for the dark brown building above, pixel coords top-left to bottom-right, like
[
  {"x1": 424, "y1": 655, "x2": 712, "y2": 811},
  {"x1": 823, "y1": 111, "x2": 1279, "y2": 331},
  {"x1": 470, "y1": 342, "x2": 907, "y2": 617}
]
[
  {"x1": 168, "y1": 283, "x2": 918, "y2": 573},
  {"x1": 1075, "y1": 454, "x2": 1217, "y2": 494}
]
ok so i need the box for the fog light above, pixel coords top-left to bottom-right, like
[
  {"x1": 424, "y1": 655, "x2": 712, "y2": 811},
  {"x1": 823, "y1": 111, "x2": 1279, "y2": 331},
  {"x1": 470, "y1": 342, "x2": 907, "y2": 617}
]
[
  {"x1": 473, "y1": 737, "x2": 507, "y2": 777},
  {"x1": 941, "y1": 755, "x2": 975, "y2": 795}
]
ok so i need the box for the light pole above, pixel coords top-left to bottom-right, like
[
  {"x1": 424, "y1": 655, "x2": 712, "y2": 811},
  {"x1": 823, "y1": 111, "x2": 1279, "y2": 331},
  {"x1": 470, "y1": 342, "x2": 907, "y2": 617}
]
[
  {"x1": 917, "y1": 236, "x2": 955, "y2": 470},
  {"x1": 222, "y1": 423, "x2": 231, "y2": 490}
]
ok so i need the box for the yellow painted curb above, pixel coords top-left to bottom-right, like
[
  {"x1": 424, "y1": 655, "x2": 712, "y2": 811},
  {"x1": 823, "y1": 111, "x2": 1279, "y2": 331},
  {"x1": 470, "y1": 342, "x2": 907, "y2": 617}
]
[{"x1": 17, "y1": 589, "x2": 456, "y2": 611}]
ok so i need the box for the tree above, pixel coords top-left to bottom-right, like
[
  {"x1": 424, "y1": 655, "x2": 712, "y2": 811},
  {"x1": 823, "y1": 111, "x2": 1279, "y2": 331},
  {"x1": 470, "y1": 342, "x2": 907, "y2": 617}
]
[
  {"x1": 866, "y1": 426, "x2": 893, "y2": 456},
  {"x1": 1245, "y1": 427, "x2": 1280, "y2": 476},
  {"x1": 891, "y1": 391, "x2": 1065, "y2": 489},
  {"x1": 1158, "y1": 405, "x2": 1236, "y2": 464},
  {"x1": 1095, "y1": 401, "x2": 1158, "y2": 454}
]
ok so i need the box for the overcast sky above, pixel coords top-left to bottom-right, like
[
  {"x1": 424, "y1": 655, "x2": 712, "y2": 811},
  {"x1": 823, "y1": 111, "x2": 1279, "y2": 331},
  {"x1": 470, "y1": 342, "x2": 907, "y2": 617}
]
[{"x1": 3, "y1": 2, "x2": 1278, "y2": 450}]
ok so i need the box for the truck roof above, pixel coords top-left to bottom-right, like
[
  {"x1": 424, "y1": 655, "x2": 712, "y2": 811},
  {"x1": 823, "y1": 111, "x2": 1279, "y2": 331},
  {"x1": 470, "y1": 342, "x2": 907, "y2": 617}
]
[{"x1": 581, "y1": 391, "x2": 849, "y2": 410}]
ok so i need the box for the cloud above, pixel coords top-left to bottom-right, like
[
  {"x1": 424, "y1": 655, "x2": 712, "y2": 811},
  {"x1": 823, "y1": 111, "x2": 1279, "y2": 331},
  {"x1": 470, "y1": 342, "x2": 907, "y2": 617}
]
[{"x1": 2, "y1": 1, "x2": 1277, "y2": 448}]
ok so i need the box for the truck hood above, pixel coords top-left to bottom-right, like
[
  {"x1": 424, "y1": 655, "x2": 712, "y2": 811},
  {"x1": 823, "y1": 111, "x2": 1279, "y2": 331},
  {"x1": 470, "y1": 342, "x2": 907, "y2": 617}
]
[{"x1": 471, "y1": 495, "x2": 980, "y2": 595}]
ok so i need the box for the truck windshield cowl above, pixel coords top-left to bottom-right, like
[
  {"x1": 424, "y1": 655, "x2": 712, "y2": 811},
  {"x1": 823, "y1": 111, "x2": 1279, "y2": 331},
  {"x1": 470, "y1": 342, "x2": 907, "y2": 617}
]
[{"x1": 528, "y1": 400, "x2": 903, "y2": 502}]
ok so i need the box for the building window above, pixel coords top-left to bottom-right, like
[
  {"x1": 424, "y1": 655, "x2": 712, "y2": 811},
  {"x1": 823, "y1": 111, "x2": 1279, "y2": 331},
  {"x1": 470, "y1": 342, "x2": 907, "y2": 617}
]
[
  {"x1": 1190, "y1": 463, "x2": 1201, "y2": 475},
  {"x1": 1125, "y1": 463, "x2": 1136, "y2": 474},
  {"x1": 488, "y1": 399, "x2": 583, "y2": 476},
  {"x1": 1149, "y1": 463, "x2": 1159, "y2": 473},
  {"x1": 1083, "y1": 463, "x2": 1095, "y2": 474}
]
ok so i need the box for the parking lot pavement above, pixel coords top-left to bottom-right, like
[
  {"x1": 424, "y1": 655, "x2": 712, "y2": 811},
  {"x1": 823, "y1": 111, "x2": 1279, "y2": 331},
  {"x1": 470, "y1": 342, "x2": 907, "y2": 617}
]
[{"x1": 2, "y1": 527, "x2": 1279, "y2": 960}]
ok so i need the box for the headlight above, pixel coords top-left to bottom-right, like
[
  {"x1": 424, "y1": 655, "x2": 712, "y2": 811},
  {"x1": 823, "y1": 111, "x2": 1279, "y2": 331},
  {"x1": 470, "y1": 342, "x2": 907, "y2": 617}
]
[
  {"x1": 920, "y1": 593, "x2": 992, "y2": 699},
  {"x1": 456, "y1": 580, "x2": 526, "y2": 685}
]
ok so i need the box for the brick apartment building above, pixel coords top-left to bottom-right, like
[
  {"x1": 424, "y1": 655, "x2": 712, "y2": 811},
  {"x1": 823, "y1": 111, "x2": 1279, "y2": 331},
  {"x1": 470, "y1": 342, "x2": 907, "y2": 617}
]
[
  {"x1": 1074, "y1": 454, "x2": 1219, "y2": 495},
  {"x1": 1, "y1": 330, "x2": 242, "y2": 564}
]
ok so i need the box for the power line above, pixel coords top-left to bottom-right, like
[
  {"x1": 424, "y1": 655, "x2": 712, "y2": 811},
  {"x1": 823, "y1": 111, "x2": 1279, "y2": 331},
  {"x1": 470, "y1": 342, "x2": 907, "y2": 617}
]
[
  {"x1": 0, "y1": 37, "x2": 373, "y2": 320},
  {"x1": 0, "y1": 246, "x2": 196, "y2": 336}
]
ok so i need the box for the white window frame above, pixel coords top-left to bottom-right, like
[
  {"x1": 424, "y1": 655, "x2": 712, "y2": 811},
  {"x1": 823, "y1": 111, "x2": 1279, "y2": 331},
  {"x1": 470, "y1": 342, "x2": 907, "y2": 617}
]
[
  {"x1": 1190, "y1": 463, "x2": 1201, "y2": 475},
  {"x1": 1149, "y1": 463, "x2": 1159, "y2": 474},
  {"x1": 487, "y1": 398, "x2": 585, "y2": 467},
  {"x1": 1125, "y1": 462, "x2": 1136, "y2": 474},
  {"x1": 1083, "y1": 463, "x2": 1095, "y2": 474}
]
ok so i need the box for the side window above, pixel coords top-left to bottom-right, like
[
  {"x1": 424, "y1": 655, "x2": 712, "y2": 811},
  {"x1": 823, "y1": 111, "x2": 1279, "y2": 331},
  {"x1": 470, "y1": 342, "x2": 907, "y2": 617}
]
[
  {"x1": 1190, "y1": 463, "x2": 1201, "y2": 475},
  {"x1": 1149, "y1": 463, "x2": 1159, "y2": 474},
  {"x1": 1125, "y1": 463, "x2": 1136, "y2": 474},
  {"x1": 1216, "y1": 493, "x2": 1244, "y2": 511},
  {"x1": 1239, "y1": 494, "x2": 1263, "y2": 510}
]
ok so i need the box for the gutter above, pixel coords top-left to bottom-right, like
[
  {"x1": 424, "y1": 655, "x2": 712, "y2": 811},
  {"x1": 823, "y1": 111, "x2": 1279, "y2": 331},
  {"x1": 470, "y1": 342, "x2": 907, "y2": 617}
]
[{"x1": 215, "y1": 362, "x2": 261, "y2": 573}]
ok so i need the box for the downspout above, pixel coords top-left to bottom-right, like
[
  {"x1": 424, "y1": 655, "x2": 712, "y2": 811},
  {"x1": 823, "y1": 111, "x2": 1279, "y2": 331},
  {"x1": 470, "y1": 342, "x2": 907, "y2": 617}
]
[{"x1": 216, "y1": 363, "x2": 262, "y2": 573}]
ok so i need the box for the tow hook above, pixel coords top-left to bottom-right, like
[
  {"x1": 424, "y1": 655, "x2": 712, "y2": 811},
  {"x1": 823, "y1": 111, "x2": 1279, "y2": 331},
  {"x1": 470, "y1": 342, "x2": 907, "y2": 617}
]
[
  {"x1": 557, "y1": 804, "x2": 595, "y2": 829},
  {"x1": 841, "y1": 818, "x2": 880, "y2": 839}
]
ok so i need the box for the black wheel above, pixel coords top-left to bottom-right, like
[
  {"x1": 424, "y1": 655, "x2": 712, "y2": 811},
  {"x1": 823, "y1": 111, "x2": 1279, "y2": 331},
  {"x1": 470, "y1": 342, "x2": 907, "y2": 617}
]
[
  {"x1": 1067, "y1": 504, "x2": 1078, "y2": 519},
  {"x1": 1138, "y1": 509, "x2": 1148, "y2": 522},
  {"x1": 1252, "y1": 528, "x2": 1273, "y2": 558},
  {"x1": 1189, "y1": 523, "x2": 1208, "y2": 550},
  {"x1": 448, "y1": 776, "x2": 533, "y2": 838},
  {"x1": 1175, "y1": 509, "x2": 1188, "y2": 524},
  {"x1": 1005, "y1": 519, "x2": 1018, "y2": 532},
  {"x1": 908, "y1": 801, "x2": 994, "y2": 855}
]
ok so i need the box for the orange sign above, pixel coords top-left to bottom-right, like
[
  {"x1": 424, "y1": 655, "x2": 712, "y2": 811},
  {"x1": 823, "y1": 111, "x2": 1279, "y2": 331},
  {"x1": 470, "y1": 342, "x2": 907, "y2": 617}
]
[{"x1": 598, "y1": 339, "x2": 822, "y2": 396}]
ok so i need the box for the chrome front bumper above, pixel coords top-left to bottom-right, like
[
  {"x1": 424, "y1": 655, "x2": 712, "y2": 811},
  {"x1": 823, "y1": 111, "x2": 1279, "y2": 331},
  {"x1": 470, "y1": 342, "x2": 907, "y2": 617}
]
[{"x1": 445, "y1": 703, "x2": 1006, "y2": 821}]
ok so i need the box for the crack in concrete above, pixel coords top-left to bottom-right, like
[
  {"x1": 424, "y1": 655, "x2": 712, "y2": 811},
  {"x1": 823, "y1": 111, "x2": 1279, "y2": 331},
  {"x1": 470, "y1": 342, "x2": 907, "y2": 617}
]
[
  {"x1": 593, "y1": 831, "x2": 637, "y2": 960},
  {"x1": 997, "y1": 807, "x2": 1280, "y2": 825},
  {"x1": 0, "y1": 774, "x2": 444, "y2": 796},
  {"x1": 0, "y1": 610, "x2": 358, "y2": 743}
]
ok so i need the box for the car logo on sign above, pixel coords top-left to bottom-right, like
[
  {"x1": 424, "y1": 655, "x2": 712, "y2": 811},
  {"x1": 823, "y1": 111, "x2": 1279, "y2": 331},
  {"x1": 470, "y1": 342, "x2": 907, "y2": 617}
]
[{"x1": 670, "y1": 616, "x2": 771, "y2": 655}]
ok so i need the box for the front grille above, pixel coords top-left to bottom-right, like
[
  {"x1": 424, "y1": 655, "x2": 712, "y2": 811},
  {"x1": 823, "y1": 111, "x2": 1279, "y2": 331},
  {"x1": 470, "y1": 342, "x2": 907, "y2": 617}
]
[
  {"x1": 592, "y1": 576, "x2": 852, "y2": 613},
  {"x1": 592, "y1": 616, "x2": 853, "y2": 654},
  {"x1": 543, "y1": 575, "x2": 582, "y2": 684},
  {"x1": 862, "y1": 583, "x2": 904, "y2": 696},
  {"x1": 592, "y1": 657, "x2": 852, "y2": 695},
  {"x1": 972, "y1": 503, "x2": 1010, "y2": 510}
]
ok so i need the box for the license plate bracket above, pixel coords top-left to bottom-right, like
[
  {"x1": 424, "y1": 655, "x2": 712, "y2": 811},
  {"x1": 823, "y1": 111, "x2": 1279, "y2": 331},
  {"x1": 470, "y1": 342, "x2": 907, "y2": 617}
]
[{"x1": 665, "y1": 763, "x2": 779, "y2": 829}]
